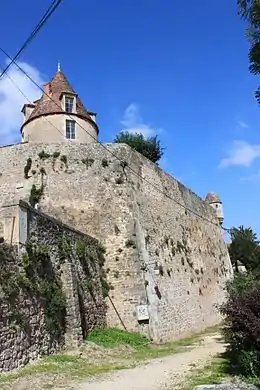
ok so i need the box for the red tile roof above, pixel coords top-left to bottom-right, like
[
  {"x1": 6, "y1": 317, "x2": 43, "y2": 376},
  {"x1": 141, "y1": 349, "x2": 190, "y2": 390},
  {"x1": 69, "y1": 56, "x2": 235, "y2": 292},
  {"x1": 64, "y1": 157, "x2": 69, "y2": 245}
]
[
  {"x1": 205, "y1": 192, "x2": 222, "y2": 203},
  {"x1": 21, "y1": 70, "x2": 98, "y2": 133}
]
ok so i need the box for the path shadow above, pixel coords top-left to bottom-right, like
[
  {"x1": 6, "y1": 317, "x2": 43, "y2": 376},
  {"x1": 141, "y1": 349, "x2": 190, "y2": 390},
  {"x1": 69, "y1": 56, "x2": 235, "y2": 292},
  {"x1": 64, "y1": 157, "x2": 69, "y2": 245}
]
[{"x1": 217, "y1": 351, "x2": 260, "y2": 389}]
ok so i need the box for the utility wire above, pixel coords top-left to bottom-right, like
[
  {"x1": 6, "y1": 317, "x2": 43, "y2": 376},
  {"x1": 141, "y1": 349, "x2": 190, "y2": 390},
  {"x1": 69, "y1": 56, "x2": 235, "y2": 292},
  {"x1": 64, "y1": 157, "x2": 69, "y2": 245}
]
[
  {"x1": 1, "y1": 67, "x2": 187, "y2": 235},
  {"x1": 0, "y1": 0, "x2": 63, "y2": 80},
  {"x1": 0, "y1": 47, "x2": 230, "y2": 232},
  {"x1": 2, "y1": 69, "x2": 69, "y2": 141}
]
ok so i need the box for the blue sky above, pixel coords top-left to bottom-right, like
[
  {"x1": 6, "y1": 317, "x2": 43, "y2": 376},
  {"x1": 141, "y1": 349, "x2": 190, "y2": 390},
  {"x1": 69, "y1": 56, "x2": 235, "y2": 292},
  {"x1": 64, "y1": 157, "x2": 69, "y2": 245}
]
[{"x1": 0, "y1": 0, "x2": 259, "y2": 237}]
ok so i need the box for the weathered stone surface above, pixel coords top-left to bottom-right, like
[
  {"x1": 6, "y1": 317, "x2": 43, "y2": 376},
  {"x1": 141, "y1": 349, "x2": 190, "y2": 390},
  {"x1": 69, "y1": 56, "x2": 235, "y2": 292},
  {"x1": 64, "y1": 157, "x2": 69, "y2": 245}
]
[
  {"x1": 0, "y1": 141, "x2": 233, "y2": 345},
  {"x1": 0, "y1": 201, "x2": 107, "y2": 373}
]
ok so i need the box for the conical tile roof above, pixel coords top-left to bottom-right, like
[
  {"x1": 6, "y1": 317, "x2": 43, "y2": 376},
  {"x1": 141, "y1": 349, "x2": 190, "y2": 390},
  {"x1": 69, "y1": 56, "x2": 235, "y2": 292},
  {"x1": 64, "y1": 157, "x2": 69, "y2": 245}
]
[
  {"x1": 205, "y1": 192, "x2": 222, "y2": 203},
  {"x1": 21, "y1": 70, "x2": 97, "y2": 132}
]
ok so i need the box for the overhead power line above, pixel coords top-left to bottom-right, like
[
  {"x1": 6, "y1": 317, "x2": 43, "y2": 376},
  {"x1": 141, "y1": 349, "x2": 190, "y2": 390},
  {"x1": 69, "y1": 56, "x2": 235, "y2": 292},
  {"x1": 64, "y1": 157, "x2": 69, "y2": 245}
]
[
  {"x1": 2, "y1": 70, "x2": 66, "y2": 141},
  {"x1": 0, "y1": 47, "x2": 230, "y2": 233},
  {"x1": 11, "y1": 66, "x2": 227, "y2": 236},
  {"x1": 0, "y1": 0, "x2": 63, "y2": 80}
]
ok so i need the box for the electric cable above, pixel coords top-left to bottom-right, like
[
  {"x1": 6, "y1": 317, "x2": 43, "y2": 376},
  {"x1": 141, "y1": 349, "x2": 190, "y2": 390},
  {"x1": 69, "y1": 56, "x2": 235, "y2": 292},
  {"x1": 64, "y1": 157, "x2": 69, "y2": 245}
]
[
  {"x1": 0, "y1": 0, "x2": 63, "y2": 80},
  {"x1": 0, "y1": 47, "x2": 231, "y2": 232}
]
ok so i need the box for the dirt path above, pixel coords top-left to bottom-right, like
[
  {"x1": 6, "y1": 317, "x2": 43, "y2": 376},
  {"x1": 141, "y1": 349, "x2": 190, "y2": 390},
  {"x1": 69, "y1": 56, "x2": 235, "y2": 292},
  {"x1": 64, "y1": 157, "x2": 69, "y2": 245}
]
[{"x1": 76, "y1": 333, "x2": 225, "y2": 390}]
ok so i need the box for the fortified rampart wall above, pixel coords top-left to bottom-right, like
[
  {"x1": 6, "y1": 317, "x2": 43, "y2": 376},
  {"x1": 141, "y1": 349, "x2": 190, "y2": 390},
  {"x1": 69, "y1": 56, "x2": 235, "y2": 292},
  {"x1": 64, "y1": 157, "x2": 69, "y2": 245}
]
[{"x1": 0, "y1": 142, "x2": 232, "y2": 342}]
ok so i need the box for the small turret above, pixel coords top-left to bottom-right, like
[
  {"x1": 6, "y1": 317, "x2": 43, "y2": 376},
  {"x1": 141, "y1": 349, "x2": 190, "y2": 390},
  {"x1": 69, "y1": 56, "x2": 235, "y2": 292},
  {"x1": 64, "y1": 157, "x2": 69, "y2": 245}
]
[{"x1": 205, "y1": 192, "x2": 224, "y2": 226}]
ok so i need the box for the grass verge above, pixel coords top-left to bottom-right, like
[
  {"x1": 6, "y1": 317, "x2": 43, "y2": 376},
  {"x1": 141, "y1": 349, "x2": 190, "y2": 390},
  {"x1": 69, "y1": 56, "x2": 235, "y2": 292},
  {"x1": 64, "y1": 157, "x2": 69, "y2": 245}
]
[
  {"x1": 182, "y1": 356, "x2": 232, "y2": 389},
  {"x1": 87, "y1": 327, "x2": 148, "y2": 348},
  {"x1": 0, "y1": 325, "x2": 220, "y2": 387},
  {"x1": 182, "y1": 353, "x2": 260, "y2": 390},
  {"x1": 0, "y1": 355, "x2": 127, "y2": 387},
  {"x1": 86, "y1": 325, "x2": 220, "y2": 360}
]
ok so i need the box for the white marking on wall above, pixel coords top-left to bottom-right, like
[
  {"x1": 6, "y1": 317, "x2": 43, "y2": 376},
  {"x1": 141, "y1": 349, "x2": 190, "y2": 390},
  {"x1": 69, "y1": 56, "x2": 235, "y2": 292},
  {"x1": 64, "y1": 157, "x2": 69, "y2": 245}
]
[
  {"x1": 19, "y1": 206, "x2": 28, "y2": 245},
  {"x1": 136, "y1": 304, "x2": 149, "y2": 321}
]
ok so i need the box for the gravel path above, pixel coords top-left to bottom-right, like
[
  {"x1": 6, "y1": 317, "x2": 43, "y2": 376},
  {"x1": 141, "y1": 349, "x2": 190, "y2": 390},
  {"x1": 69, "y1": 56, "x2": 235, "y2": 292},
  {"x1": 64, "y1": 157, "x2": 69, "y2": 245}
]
[{"x1": 77, "y1": 334, "x2": 225, "y2": 390}]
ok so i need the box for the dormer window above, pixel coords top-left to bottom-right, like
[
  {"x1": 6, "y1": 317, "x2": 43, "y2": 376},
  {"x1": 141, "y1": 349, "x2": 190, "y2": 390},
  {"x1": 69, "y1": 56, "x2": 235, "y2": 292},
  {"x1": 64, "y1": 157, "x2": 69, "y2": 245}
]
[{"x1": 65, "y1": 96, "x2": 74, "y2": 113}]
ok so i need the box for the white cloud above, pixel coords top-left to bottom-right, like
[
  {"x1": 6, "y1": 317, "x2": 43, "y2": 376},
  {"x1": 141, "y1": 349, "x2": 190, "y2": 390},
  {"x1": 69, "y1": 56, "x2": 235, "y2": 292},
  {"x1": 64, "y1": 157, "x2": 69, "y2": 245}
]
[
  {"x1": 219, "y1": 140, "x2": 260, "y2": 168},
  {"x1": 121, "y1": 103, "x2": 161, "y2": 137},
  {"x1": 237, "y1": 120, "x2": 248, "y2": 129},
  {"x1": 0, "y1": 60, "x2": 45, "y2": 145}
]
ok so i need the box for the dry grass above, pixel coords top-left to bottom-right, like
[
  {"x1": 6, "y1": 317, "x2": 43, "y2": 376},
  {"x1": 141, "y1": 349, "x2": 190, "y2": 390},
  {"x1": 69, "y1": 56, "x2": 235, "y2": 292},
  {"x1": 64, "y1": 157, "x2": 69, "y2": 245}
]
[
  {"x1": 182, "y1": 353, "x2": 260, "y2": 390},
  {"x1": 182, "y1": 356, "x2": 233, "y2": 389}
]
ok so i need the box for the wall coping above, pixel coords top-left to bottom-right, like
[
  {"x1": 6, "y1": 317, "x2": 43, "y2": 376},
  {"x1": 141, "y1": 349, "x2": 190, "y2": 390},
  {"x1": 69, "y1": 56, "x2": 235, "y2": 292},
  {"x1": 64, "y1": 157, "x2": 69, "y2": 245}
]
[
  {"x1": 0, "y1": 141, "x2": 219, "y2": 221},
  {"x1": 0, "y1": 141, "x2": 28, "y2": 149}
]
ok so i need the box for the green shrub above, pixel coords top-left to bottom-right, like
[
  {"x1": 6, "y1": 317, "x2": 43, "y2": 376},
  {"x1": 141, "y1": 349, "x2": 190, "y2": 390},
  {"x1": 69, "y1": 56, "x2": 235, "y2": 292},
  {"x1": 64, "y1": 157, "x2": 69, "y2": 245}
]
[
  {"x1": 220, "y1": 272, "x2": 260, "y2": 377},
  {"x1": 226, "y1": 272, "x2": 260, "y2": 296},
  {"x1": 114, "y1": 131, "x2": 164, "y2": 164}
]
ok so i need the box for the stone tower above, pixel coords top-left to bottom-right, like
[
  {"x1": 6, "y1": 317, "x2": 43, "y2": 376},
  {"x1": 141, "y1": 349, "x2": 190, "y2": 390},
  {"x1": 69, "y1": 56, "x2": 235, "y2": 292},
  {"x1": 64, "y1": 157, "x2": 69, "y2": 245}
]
[
  {"x1": 205, "y1": 192, "x2": 224, "y2": 226},
  {"x1": 21, "y1": 66, "x2": 99, "y2": 143}
]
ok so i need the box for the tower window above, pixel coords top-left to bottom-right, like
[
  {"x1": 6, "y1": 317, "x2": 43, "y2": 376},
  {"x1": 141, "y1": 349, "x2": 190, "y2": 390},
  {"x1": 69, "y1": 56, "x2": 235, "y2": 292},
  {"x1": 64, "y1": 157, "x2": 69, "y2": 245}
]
[
  {"x1": 66, "y1": 120, "x2": 75, "y2": 139},
  {"x1": 65, "y1": 96, "x2": 74, "y2": 113}
]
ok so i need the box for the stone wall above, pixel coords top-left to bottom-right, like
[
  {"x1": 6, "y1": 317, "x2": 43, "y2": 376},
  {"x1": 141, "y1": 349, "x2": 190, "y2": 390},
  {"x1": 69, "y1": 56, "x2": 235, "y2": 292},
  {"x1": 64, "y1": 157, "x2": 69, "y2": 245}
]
[
  {"x1": 0, "y1": 141, "x2": 233, "y2": 343},
  {"x1": 0, "y1": 201, "x2": 107, "y2": 372},
  {"x1": 128, "y1": 154, "x2": 233, "y2": 342}
]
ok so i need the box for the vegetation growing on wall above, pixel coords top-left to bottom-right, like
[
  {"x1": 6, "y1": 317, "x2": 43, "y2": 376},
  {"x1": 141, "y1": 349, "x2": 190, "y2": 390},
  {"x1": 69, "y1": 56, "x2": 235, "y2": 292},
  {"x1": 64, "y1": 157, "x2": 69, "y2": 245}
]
[
  {"x1": 24, "y1": 158, "x2": 32, "y2": 179},
  {"x1": 38, "y1": 150, "x2": 51, "y2": 160},
  {"x1": 125, "y1": 239, "x2": 136, "y2": 249},
  {"x1": 52, "y1": 151, "x2": 60, "y2": 170},
  {"x1": 0, "y1": 232, "x2": 110, "y2": 341},
  {"x1": 82, "y1": 158, "x2": 94, "y2": 168},
  {"x1": 29, "y1": 184, "x2": 44, "y2": 207},
  {"x1": 60, "y1": 155, "x2": 68, "y2": 166},
  {"x1": 52, "y1": 151, "x2": 60, "y2": 159},
  {"x1": 58, "y1": 236, "x2": 112, "y2": 299},
  {"x1": 0, "y1": 242, "x2": 66, "y2": 340},
  {"x1": 38, "y1": 150, "x2": 68, "y2": 170},
  {"x1": 101, "y1": 158, "x2": 109, "y2": 167},
  {"x1": 29, "y1": 166, "x2": 46, "y2": 207},
  {"x1": 115, "y1": 173, "x2": 124, "y2": 184},
  {"x1": 25, "y1": 151, "x2": 69, "y2": 207}
]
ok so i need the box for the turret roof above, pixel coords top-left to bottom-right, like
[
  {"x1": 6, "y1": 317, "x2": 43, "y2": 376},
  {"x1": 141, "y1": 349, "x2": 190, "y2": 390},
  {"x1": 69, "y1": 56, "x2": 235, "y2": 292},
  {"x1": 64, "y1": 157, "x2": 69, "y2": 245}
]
[
  {"x1": 205, "y1": 192, "x2": 222, "y2": 203},
  {"x1": 21, "y1": 69, "x2": 97, "y2": 132}
]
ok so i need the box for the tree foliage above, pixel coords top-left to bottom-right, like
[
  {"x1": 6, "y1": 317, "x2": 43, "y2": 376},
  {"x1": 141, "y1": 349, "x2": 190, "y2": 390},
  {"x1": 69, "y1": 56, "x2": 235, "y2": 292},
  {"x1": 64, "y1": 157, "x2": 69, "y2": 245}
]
[
  {"x1": 228, "y1": 225, "x2": 260, "y2": 272},
  {"x1": 220, "y1": 272, "x2": 260, "y2": 378},
  {"x1": 238, "y1": 0, "x2": 260, "y2": 103},
  {"x1": 114, "y1": 131, "x2": 164, "y2": 164},
  {"x1": 222, "y1": 220, "x2": 260, "y2": 377}
]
